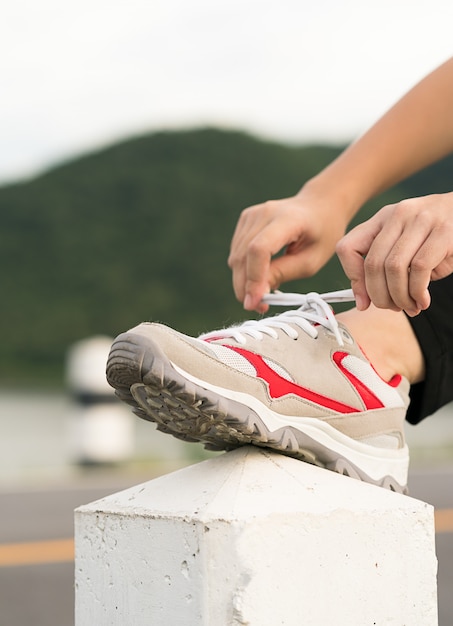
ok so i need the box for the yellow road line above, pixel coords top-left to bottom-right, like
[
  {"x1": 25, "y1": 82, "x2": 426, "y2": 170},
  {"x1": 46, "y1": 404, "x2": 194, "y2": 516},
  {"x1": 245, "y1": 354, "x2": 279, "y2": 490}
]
[
  {"x1": 0, "y1": 538, "x2": 74, "y2": 567},
  {"x1": 434, "y1": 508, "x2": 453, "y2": 534},
  {"x1": 0, "y1": 508, "x2": 452, "y2": 567}
]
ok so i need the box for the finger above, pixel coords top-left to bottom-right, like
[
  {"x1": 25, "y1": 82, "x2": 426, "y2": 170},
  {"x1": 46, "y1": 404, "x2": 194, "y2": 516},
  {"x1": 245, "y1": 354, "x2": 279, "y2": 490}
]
[
  {"x1": 380, "y1": 210, "x2": 449, "y2": 314},
  {"x1": 243, "y1": 240, "x2": 273, "y2": 311},
  {"x1": 362, "y1": 222, "x2": 407, "y2": 312},
  {"x1": 407, "y1": 266, "x2": 430, "y2": 316},
  {"x1": 229, "y1": 210, "x2": 267, "y2": 268},
  {"x1": 408, "y1": 228, "x2": 453, "y2": 312},
  {"x1": 231, "y1": 261, "x2": 248, "y2": 304},
  {"x1": 270, "y1": 242, "x2": 327, "y2": 285},
  {"x1": 336, "y1": 221, "x2": 384, "y2": 309},
  {"x1": 378, "y1": 226, "x2": 430, "y2": 315},
  {"x1": 229, "y1": 238, "x2": 266, "y2": 304},
  {"x1": 242, "y1": 222, "x2": 306, "y2": 310},
  {"x1": 228, "y1": 204, "x2": 277, "y2": 303},
  {"x1": 244, "y1": 274, "x2": 271, "y2": 312}
]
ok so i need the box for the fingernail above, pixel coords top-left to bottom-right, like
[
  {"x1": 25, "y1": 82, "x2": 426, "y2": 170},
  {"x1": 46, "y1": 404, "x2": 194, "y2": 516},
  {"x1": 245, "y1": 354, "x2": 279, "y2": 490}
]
[
  {"x1": 355, "y1": 294, "x2": 365, "y2": 310},
  {"x1": 244, "y1": 294, "x2": 253, "y2": 310}
]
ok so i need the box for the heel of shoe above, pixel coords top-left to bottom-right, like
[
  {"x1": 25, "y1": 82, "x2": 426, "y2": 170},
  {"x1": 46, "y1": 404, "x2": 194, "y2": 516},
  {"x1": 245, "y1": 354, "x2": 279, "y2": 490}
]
[{"x1": 106, "y1": 332, "x2": 154, "y2": 407}]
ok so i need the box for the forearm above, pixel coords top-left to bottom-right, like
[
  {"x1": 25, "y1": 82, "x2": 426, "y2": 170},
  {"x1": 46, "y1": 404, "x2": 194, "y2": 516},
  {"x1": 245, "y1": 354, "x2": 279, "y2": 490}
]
[{"x1": 302, "y1": 57, "x2": 453, "y2": 222}]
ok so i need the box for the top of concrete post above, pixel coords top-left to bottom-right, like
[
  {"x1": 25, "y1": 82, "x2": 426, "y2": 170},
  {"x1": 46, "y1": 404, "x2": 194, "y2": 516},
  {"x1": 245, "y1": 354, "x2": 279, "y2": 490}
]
[{"x1": 77, "y1": 446, "x2": 432, "y2": 522}]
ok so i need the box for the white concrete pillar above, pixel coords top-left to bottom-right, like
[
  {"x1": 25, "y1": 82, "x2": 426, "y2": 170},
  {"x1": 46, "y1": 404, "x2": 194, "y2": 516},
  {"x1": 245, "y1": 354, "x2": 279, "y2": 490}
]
[{"x1": 75, "y1": 446, "x2": 438, "y2": 626}]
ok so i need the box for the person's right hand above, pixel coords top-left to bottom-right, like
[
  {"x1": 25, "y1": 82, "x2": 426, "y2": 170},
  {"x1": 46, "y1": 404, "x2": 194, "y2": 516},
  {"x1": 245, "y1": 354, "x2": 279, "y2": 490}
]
[{"x1": 228, "y1": 187, "x2": 348, "y2": 313}]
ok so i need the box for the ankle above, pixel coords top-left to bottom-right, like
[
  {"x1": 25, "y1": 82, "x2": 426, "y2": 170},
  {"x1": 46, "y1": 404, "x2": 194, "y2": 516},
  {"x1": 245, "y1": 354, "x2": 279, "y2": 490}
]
[{"x1": 337, "y1": 306, "x2": 425, "y2": 385}]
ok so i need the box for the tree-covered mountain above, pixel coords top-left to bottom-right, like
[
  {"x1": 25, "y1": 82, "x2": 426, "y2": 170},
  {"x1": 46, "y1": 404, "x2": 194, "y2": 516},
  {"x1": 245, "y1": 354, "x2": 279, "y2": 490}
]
[{"x1": 1, "y1": 128, "x2": 452, "y2": 385}]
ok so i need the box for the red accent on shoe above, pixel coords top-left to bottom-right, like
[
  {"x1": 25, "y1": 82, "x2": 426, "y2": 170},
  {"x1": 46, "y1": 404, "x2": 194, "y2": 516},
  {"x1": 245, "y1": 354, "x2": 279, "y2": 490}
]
[
  {"x1": 226, "y1": 346, "x2": 359, "y2": 414},
  {"x1": 388, "y1": 374, "x2": 402, "y2": 388},
  {"x1": 332, "y1": 351, "x2": 384, "y2": 410}
]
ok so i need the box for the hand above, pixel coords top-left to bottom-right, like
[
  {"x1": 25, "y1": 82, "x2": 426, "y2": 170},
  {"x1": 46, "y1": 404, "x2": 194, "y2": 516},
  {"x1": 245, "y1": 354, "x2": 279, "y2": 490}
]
[
  {"x1": 228, "y1": 187, "x2": 347, "y2": 313},
  {"x1": 336, "y1": 192, "x2": 453, "y2": 316}
]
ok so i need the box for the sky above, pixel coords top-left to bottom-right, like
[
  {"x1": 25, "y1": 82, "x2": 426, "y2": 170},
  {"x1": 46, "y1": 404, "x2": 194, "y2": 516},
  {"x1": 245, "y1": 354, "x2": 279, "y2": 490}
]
[{"x1": 1, "y1": 0, "x2": 453, "y2": 184}]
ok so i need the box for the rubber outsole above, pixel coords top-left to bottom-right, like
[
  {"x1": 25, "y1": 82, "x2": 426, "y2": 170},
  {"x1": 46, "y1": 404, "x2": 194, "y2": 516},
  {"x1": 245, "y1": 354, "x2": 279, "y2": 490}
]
[{"x1": 106, "y1": 332, "x2": 408, "y2": 494}]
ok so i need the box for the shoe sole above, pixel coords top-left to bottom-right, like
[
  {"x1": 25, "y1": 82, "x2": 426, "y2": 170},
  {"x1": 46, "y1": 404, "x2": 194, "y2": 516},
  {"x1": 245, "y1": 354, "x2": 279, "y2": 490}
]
[{"x1": 106, "y1": 331, "x2": 408, "y2": 494}]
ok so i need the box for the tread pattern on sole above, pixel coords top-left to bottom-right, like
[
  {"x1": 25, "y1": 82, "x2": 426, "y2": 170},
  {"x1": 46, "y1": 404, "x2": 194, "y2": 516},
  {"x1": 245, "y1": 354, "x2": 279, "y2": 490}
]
[{"x1": 106, "y1": 332, "x2": 408, "y2": 494}]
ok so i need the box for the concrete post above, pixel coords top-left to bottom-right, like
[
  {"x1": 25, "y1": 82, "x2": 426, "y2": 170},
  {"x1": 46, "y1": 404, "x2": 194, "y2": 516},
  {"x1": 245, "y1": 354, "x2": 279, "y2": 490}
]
[{"x1": 75, "y1": 446, "x2": 438, "y2": 625}]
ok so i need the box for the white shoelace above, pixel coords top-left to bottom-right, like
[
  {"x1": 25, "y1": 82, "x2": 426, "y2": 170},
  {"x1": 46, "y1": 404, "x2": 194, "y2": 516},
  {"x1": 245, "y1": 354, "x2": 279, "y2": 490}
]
[{"x1": 200, "y1": 289, "x2": 356, "y2": 347}]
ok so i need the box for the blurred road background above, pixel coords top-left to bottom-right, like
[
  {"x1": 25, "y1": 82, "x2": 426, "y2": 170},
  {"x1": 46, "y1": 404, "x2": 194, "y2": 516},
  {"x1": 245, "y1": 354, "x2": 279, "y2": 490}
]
[{"x1": 0, "y1": 391, "x2": 452, "y2": 626}]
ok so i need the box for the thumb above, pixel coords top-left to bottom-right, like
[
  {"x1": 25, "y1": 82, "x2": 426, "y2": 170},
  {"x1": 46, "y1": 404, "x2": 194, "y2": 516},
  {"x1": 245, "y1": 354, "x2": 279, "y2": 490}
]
[{"x1": 269, "y1": 243, "x2": 332, "y2": 286}]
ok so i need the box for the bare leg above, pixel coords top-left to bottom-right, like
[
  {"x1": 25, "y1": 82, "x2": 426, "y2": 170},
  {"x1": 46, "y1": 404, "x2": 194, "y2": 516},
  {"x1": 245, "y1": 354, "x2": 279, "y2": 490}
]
[{"x1": 338, "y1": 306, "x2": 425, "y2": 385}]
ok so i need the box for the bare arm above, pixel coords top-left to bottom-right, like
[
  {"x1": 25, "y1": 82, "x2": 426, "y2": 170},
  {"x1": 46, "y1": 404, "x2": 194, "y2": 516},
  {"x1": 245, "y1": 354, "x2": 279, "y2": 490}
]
[
  {"x1": 311, "y1": 57, "x2": 453, "y2": 209},
  {"x1": 334, "y1": 57, "x2": 453, "y2": 314}
]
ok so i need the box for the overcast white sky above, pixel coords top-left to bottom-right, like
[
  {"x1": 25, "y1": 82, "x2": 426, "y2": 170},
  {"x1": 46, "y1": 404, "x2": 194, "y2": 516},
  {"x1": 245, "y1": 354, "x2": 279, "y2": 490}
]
[{"x1": 1, "y1": 0, "x2": 452, "y2": 184}]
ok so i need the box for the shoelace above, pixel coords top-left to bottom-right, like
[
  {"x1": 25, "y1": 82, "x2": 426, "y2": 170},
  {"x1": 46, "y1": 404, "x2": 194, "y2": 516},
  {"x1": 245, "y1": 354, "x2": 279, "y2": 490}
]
[{"x1": 200, "y1": 289, "x2": 355, "y2": 347}]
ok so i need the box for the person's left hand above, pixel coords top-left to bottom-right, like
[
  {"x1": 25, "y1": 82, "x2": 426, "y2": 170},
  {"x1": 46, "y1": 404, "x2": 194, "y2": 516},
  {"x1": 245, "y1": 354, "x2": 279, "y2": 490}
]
[{"x1": 336, "y1": 192, "x2": 453, "y2": 316}]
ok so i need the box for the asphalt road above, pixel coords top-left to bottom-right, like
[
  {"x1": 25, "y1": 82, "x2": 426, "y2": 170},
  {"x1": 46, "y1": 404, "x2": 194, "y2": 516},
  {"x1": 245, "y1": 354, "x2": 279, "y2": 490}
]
[{"x1": 1, "y1": 464, "x2": 452, "y2": 626}]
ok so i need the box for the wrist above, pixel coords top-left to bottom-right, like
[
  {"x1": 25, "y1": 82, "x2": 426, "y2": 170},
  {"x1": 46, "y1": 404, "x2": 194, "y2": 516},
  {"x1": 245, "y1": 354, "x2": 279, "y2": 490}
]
[
  {"x1": 297, "y1": 170, "x2": 362, "y2": 227},
  {"x1": 299, "y1": 133, "x2": 398, "y2": 225}
]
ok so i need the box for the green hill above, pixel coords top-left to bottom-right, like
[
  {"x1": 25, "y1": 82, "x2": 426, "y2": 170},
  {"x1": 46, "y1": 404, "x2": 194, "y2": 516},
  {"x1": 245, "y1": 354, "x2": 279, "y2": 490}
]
[{"x1": 1, "y1": 128, "x2": 451, "y2": 385}]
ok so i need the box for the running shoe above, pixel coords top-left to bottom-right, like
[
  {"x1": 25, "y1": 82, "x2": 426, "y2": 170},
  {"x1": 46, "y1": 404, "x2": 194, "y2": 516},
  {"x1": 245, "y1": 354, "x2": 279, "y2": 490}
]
[{"x1": 106, "y1": 289, "x2": 410, "y2": 493}]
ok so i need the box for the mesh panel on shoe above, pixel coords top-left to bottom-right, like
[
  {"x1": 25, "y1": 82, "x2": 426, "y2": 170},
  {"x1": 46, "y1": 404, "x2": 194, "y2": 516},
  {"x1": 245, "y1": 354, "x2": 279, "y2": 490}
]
[
  {"x1": 203, "y1": 342, "x2": 296, "y2": 383},
  {"x1": 262, "y1": 357, "x2": 295, "y2": 382},
  {"x1": 206, "y1": 343, "x2": 257, "y2": 376},
  {"x1": 341, "y1": 354, "x2": 406, "y2": 408}
]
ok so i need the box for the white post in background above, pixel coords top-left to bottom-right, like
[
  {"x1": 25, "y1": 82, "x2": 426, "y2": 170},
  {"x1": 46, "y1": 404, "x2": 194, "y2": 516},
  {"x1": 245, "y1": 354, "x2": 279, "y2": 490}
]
[
  {"x1": 75, "y1": 446, "x2": 438, "y2": 626},
  {"x1": 66, "y1": 336, "x2": 134, "y2": 464}
]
